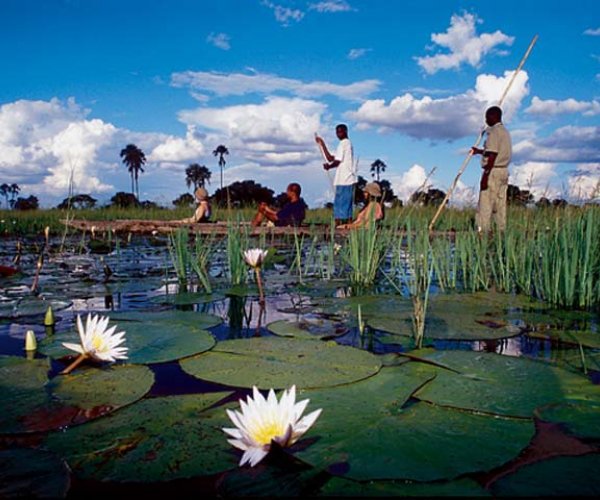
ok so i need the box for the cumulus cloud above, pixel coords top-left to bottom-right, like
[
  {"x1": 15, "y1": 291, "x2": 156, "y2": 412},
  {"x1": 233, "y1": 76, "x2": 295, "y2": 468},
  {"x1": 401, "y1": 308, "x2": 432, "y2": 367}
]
[
  {"x1": 568, "y1": 163, "x2": 600, "y2": 201},
  {"x1": 510, "y1": 161, "x2": 562, "y2": 198},
  {"x1": 0, "y1": 98, "x2": 214, "y2": 205},
  {"x1": 347, "y1": 70, "x2": 529, "y2": 140},
  {"x1": 206, "y1": 32, "x2": 231, "y2": 50},
  {"x1": 347, "y1": 48, "x2": 370, "y2": 60},
  {"x1": 416, "y1": 13, "x2": 514, "y2": 74},
  {"x1": 583, "y1": 27, "x2": 600, "y2": 36},
  {"x1": 170, "y1": 69, "x2": 380, "y2": 101},
  {"x1": 513, "y1": 126, "x2": 600, "y2": 164},
  {"x1": 178, "y1": 96, "x2": 327, "y2": 166},
  {"x1": 309, "y1": 0, "x2": 354, "y2": 13},
  {"x1": 261, "y1": 1, "x2": 304, "y2": 25},
  {"x1": 526, "y1": 96, "x2": 600, "y2": 116}
]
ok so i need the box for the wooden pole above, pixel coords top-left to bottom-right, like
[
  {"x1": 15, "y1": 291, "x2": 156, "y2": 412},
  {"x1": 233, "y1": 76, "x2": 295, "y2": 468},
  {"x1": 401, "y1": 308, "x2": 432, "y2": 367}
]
[
  {"x1": 428, "y1": 35, "x2": 539, "y2": 232},
  {"x1": 315, "y1": 133, "x2": 335, "y2": 189}
]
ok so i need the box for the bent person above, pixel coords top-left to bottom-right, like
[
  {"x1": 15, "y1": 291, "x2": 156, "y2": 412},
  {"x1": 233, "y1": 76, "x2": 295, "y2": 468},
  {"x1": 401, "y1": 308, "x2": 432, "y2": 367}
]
[
  {"x1": 315, "y1": 124, "x2": 356, "y2": 225},
  {"x1": 338, "y1": 182, "x2": 384, "y2": 229},
  {"x1": 182, "y1": 187, "x2": 211, "y2": 223},
  {"x1": 251, "y1": 183, "x2": 308, "y2": 227},
  {"x1": 471, "y1": 106, "x2": 512, "y2": 233}
]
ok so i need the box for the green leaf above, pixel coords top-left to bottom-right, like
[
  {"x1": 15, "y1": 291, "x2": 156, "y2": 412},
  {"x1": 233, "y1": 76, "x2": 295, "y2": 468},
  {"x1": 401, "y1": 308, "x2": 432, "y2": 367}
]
[
  {"x1": 44, "y1": 393, "x2": 235, "y2": 482},
  {"x1": 267, "y1": 319, "x2": 348, "y2": 340},
  {"x1": 0, "y1": 357, "x2": 153, "y2": 434},
  {"x1": 491, "y1": 454, "x2": 600, "y2": 496},
  {"x1": 151, "y1": 291, "x2": 225, "y2": 306},
  {"x1": 180, "y1": 338, "x2": 382, "y2": 390},
  {"x1": 0, "y1": 448, "x2": 70, "y2": 498},
  {"x1": 109, "y1": 310, "x2": 222, "y2": 329},
  {"x1": 535, "y1": 401, "x2": 600, "y2": 439},
  {"x1": 526, "y1": 329, "x2": 600, "y2": 349},
  {"x1": 0, "y1": 297, "x2": 72, "y2": 320},
  {"x1": 411, "y1": 351, "x2": 600, "y2": 418},
  {"x1": 39, "y1": 313, "x2": 217, "y2": 364},
  {"x1": 295, "y1": 365, "x2": 534, "y2": 481}
]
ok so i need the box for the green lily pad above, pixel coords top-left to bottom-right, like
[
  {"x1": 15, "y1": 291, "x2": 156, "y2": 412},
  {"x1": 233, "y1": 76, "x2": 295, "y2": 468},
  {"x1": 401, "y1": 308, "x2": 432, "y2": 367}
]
[
  {"x1": 267, "y1": 319, "x2": 349, "y2": 340},
  {"x1": 0, "y1": 448, "x2": 70, "y2": 498},
  {"x1": 491, "y1": 454, "x2": 600, "y2": 497},
  {"x1": 180, "y1": 338, "x2": 382, "y2": 390},
  {"x1": 39, "y1": 314, "x2": 216, "y2": 364},
  {"x1": 535, "y1": 401, "x2": 600, "y2": 439},
  {"x1": 109, "y1": 310, "x2": 222, "y2": 329},
  {"x1": 319, "y1": 477, "x2": 489, "y2": 497},
  {"x1": 411, "y1": 351, "x2": 600, "y2": 418},
  {"x1": 295, "y1": 364, "x2": 534, "y2": 481},
  {"x1": 0, "y1": 357, "x2": 153, "y2": 434},
  {"x1": 44, "y1": 393, "x2": 235, "y2": 482},
  {"x1": 0, "y1": 297, "x2": 72, "y2": 320},
  {"x1": 151, "y1": 291, "x2": 225, "y2": 306}
]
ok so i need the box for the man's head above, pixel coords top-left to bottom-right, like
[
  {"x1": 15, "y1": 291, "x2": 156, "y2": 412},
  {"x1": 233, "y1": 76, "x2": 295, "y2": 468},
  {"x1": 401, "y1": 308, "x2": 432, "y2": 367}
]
[
  {"x1": 286, "y1": 183, "x2": 301, "y2": 201},
  {"x1": 485, "y1": 106, "x2": 503, "y2": 127},
  {"x1": 335, "y1": 123, "x2": 348, "y2": 140}
]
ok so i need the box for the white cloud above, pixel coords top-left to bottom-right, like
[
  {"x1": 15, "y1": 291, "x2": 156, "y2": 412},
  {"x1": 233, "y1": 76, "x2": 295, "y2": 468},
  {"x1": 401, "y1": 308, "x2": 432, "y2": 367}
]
[
  {"x1": 583, "y1": 27, "x2": 600, "y2": 36},
  {"x1": 347, "y1": 70, "x2": 529, "y2": 140},
  {"x1": 513, "y1": 126, "x2": 600, "y2": 164},
  {"x1": 309, "y1": 0, "x2": 354, "y2": 13},
  {"x1": 510, "y1": 161, "x2": 562, "y2": 198},
  {"x1": 178, "y1": 96, "x2": 327, "y2": 167},
  {"x1": 568, "y1": 163, "x2": 600, "y2": 201},
  {"x1": 347, "y1": 48, "x2": 370, "y2": 60},
  {"x1": 148, "y1": 126, "x2": 205, "y2": 162},
  {"x1": 262, "y1": 1, "x2": 304, "y2": 25},
  {"x1": 526, "y1": 96, "x2": 600, "y2": 116},
  {"x1": 416, "y1": 13, "x2": 514, "y2": 74},
  {"x1": 171, "y1": 69, "x2": 380, "y2": 101},
  {"x1": 206, "y1": 32, "x2": 231, "y2": 50}
]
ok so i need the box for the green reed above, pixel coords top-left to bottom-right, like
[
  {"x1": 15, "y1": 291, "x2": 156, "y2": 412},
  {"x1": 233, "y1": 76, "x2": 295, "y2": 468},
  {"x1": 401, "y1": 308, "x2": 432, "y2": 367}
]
[
  {"x1": 167, "y1": 228, "x2": 190, "y2": 287},
  {"x1": 226, "y1": 220, "x2": 249, "y2": 286},
  {"x1": 190, "y1": 233, "x2": 215, "y2": 294}
]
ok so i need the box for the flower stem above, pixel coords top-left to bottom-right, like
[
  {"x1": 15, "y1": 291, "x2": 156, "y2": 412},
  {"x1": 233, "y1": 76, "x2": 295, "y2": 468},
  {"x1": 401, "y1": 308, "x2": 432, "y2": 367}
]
[
  {"x1": 255, "y1": 268, "x2": 265, "y2": 306},
  {"x1": 60, "y1": 353, "x2": 88, "y2": 375}
]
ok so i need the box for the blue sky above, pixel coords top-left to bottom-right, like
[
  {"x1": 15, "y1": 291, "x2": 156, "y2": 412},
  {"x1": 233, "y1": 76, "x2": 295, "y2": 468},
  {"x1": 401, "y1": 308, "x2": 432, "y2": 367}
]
[{"x1": 1, "y1": 0, "x2": 599, "y2": 207}]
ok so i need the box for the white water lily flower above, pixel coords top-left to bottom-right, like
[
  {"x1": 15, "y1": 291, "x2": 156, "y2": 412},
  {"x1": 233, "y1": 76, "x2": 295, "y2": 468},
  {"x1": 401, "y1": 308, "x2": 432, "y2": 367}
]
[
  {"x1": 223, "y1": 385, "x2": 322, "y2": 467},
  {"x1": 62, "y1": 313, "x2": 128, "y2": 362},
  {"x1": 243, "y1": 248, "x2": 268, "y2": 268}
]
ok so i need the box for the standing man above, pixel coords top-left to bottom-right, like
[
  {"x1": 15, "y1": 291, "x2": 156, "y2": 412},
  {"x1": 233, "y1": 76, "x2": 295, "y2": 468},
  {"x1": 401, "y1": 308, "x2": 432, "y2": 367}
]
[
  {"x1": 315, "y1": 124, "x2": 356, "y2": 225},
  {"x1": 471, "y1": 106, "x2": 512, "y2": 233}
]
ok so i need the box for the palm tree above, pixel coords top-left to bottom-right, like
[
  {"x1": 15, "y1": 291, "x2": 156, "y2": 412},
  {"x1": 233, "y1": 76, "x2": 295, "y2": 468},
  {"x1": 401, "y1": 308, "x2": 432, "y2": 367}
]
[
  {"x1": 119, "y1": 144, "x2": 146, "y2": 199},
  {"x1": 370, "y1": 159, "x2": 387, "y2": 182},
  {"x1": 212, "y1": 145, "x2": 229, "y2": 190},
  {"x1": 0, "y1": 183, "x2": 9, "y2": 209},
  {"x1": 185, "y1": 164, "x2": 212, "y2": 191}
]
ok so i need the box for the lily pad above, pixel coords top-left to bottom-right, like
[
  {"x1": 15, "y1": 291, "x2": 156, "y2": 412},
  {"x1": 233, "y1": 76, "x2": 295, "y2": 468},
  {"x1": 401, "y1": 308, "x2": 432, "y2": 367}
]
[
  {"x1": 151, "y1": 291, "x2": 225, "y2": 306},
  {"x1": 109, "y1": 310, "x2": 222, "y2": 330},
  {"x1": 0, "y1": 297, "x2": 72, "y2": 320},
  {"x1": 535, "y1": 401, "x2": 600, "y2": 439},
  {"x1": 0, "y1": 357, "x2": 153, "y2": 434},
  {"x1": 319, "y1": 477, "x2": 489, "y2": 497},
  {"x1": 526, "y1": 329, "x2": 600, "y2": 349},
  {"x1": 39, "y1": 314, "x2": 216, "y2": 364},
  {"x1": 180, "y1": 337, "x2": 382, "y2": 389},
  {"x1": 411, "y1": 351, "x2": 600, "y2": 418},
  {"x1": 295, "y1": 364, "x2": 534, "y2": 481},
  {"x1": 44, "y1": 393, "x2": 235, "y2": 482},
  {"x1": 0, "y1": 448, "x2": 70, "y2": 498},
  {"x1": 267, "y1": 319, "x2": 349, "y2": 340},
  {"x1": 491, "y1": 454, "x2": 600, "y2": 497}
]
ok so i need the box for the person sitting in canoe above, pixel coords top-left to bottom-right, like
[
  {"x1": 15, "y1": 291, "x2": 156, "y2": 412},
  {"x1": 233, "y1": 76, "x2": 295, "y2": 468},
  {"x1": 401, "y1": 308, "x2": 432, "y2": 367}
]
[
  {"x1": 251, "y1": 183, "x2": 308, "y2": 227},
  {"x1": 182, "y1": 187, "x2": 211, "y2": 223},
  {"x1": 337, "y1": 182, "x2": 384, "y2": 229}
]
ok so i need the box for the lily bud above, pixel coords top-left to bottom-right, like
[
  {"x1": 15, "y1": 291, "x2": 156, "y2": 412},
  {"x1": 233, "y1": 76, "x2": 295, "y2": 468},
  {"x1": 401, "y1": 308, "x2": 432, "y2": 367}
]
[
  {"x1": 25, "y1": 330, "x2": 37, "y2": 351},
  {"x1": 44, "y1": 306, "x2": 55, "y2": 327}
]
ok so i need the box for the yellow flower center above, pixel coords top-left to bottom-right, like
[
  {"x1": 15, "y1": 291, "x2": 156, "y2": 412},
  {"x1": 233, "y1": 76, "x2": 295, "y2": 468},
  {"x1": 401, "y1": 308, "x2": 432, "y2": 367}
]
[
  {"x1": 90, "y1": 333, "x2": 106, "y2": 353},
  {"x1": 251, "y1": 421, "x2": 287, "y2": 446}
]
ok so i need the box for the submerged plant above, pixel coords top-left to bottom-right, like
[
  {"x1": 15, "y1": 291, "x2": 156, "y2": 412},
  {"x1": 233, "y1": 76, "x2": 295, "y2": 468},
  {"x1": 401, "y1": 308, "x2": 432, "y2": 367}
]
[
  {"x1": 61, "y1": 314, "x2": 128, "y2": 374},
  {"x1": 223, "y1": 385, "x2": 322, "y2": 467}
]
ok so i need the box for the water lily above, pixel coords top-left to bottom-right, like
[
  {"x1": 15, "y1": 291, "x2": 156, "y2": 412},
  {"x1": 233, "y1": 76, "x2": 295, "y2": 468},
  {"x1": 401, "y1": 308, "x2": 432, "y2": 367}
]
[
  {"x1": 223, "y1": 385, "x2": 322, "y2": 467},
  {"x1": 243, "y1": 248, "x2": 268, "y2": 269},
  {"x1": 61, "y1": 314, "x2": 128, "y2": 374},
  {"x1": 243, "y1": 248, "x2": 269, "y2": 304}
]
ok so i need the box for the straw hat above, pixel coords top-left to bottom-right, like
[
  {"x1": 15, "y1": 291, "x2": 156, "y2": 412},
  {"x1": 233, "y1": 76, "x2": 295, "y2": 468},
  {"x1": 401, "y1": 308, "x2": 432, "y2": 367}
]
[
  {"x1": 364, "y1": 182, "x2": 382, "y2": 197},
  {"x1": 195, "y1": 187, "x2": 209, "y2": 200}
]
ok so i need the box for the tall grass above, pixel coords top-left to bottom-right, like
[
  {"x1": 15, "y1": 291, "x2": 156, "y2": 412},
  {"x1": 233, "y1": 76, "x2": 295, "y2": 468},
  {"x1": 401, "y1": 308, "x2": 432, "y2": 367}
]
[{"x1": 226, "y1": 219, "x2": 249, "y2": 286}]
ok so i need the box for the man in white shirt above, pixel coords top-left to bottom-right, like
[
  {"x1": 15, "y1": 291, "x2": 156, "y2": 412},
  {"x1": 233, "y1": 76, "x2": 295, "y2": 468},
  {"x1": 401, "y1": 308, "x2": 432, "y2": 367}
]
[
  {"x1": 471, "y1": 106, "x2": 512, "y2": 232},
  {"x1": 315, "y1": 124, "x2": 356, "y2": 225}
]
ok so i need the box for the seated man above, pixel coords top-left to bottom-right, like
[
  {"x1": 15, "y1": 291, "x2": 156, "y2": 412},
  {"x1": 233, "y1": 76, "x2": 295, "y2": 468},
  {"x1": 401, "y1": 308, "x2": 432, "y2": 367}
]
[{"x1": 252, "y1": 183, "x2": 308, "y2": 227}]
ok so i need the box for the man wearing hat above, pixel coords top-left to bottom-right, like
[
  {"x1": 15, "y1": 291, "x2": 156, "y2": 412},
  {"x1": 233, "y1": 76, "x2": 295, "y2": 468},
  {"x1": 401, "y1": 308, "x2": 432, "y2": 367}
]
[
  {"x1": 182, "y1": 187, "x2": 211, "y2": 223},
  {"x1": 338, "y1": 182, "x2": 384, "y2": 229}
]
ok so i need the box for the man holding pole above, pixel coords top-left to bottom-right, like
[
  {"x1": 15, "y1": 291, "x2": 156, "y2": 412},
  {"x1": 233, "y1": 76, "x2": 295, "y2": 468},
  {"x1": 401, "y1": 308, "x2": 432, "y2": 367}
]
[
  {"x1": 315, "y1": 124, "x2": 356, "y2": 225},
  {"x1": 471, "y1": 106, "x2": 512, "y2": 233}
]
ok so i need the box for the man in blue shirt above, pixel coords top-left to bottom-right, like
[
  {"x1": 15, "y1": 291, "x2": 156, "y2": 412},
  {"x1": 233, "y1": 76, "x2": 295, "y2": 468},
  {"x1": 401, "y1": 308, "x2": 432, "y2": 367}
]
[{"x1": 251, "y1": 183, "x2": 308, "y2": 227}]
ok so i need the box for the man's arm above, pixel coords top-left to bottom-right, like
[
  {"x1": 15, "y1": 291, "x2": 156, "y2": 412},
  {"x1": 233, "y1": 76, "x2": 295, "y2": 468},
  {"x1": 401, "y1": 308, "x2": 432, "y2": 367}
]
[
  {"x1": 315, "y1": 136, "x2": 335, "y2": 162},
  {"x1": 259, "y1": 202, "x2": 279, "y2": 222}
]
